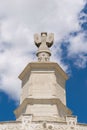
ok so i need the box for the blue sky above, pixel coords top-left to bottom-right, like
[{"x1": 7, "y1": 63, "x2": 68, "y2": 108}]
[{"x1": 0, "y1": 0, "x2": 87, "y2": 123}]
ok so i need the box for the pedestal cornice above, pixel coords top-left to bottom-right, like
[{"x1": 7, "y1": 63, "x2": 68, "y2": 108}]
[{"x1": 19, "y1": 62, "x2": 68, "y2": 81}]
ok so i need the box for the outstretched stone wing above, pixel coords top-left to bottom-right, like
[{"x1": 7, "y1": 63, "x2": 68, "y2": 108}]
[
  {"x1": 46, "y1": 33, "x2": 54, "y2": 47},
  {"x1": 34, "y1": 33, "x2": 41, "y2": 48}
]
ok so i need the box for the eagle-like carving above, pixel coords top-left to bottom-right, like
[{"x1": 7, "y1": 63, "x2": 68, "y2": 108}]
[{"x1": 34, "y1": 33, "x2": 54, "y2": 48}]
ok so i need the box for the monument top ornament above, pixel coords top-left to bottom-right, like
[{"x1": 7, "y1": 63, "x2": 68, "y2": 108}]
[{"x1": 34, "y1": 32, "x2": 54, "y2": 62}]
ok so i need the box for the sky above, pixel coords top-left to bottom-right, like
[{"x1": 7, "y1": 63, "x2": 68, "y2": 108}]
[{"x1": 0, "y1": 0, "x2": 87, "y2": 123}]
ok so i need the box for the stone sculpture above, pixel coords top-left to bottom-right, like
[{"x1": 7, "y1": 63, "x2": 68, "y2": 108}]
[{"x1": 34, "y1": 32, "x2": 54, "y2": 62}]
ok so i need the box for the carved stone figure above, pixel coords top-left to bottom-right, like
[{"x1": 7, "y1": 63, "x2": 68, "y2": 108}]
[{"x1": 34, "y1": 32, "x2": 54, "y2": 62}]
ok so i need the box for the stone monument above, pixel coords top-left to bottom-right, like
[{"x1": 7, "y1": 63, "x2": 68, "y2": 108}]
[
  {"x1": 34, "y1": 32, "x2": 53, "y2": 62},
  {"x1": 0, "y1": 32, "x2": 87, "y2": 130}
]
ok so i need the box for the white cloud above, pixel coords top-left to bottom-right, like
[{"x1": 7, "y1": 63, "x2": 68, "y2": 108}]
[
  {"x1": 68, "y1": 33, "x2": 87, "y2": 55},
  {"x1": 74, "y1": 55, "x2": 87, "y2": 68},
  {"x1": 0, "y1": 0, "x2": 86, "y2": 101},
  {"x1": 67, "y1": 32, "x2": 87, "y2": 68}
]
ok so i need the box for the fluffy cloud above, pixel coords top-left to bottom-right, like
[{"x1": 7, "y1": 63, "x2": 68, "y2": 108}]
[
  {"x1": 68, "y1": 33, "x2": 87, "y2": 55},
  {"x1": 0, "y1": 0, "x2": 86, "y2": 101},
  {"x1": 67, "y1": 32, "x2": 87, "y2": 68}
]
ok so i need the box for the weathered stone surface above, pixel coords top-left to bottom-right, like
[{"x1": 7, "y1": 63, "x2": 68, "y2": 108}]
[
  {"x1": 14, "y1": 62, "x2": 71, "y2": 120},
  {"x1": 0, "y1": 116, "x2": 87, "y2": 130}
]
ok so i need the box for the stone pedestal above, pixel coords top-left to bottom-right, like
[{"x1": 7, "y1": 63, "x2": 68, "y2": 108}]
[{"x1": 14, "y1": 62, "x2": 71, "y2": 121}]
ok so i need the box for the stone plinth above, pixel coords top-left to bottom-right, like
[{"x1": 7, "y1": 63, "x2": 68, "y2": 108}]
[{"x1": 14, "y1": 62, "x2": 71, "y2": 121}]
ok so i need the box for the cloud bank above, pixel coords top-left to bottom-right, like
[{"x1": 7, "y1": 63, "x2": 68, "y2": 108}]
[{"x1": 0, "y1": 0, "x2": 86, "y2": 101}]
